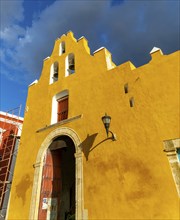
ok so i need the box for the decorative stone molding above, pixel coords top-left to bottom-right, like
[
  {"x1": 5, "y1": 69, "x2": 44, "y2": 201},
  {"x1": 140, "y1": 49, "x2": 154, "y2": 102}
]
[
  {"x1": 29, "y1": 127, "x2": 86, "y2": 219},
  {"x1": 163, "y1": 138, "x2": 180, "y2": 197},
  {"x1": 36, "y1": 114, "x2": 82, "y2": 133}
]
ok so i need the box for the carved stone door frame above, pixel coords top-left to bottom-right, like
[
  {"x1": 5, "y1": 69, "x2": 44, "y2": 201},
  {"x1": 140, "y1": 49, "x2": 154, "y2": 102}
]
[{"x1": 29, "y1": 127, "x2": 86, "y2": 219}]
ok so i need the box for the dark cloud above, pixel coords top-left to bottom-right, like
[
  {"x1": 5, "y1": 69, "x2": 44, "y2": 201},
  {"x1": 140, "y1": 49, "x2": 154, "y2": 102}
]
[
  {"x1": 0, "y1": 0, "x2": 179, "y2": 84},
  {"x1": 0, "y1": 0, "x2": 24, "y2": 30}
]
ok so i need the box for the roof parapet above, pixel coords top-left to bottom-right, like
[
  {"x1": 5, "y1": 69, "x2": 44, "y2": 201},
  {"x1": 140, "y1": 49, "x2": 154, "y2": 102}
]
[
  {"x1": 129, "y1": 61, "x2": 136, "y2": 70},
  {"x1": 28, "y1": 79, "x2": 38, "y2": 87},
  {"x1": 93, "y1": 47, "x2": 116, "y2": 70},
  {"x1": 93, "y1": 47, "x2": 105, "y2": 54},
  {"x1": 150, "y1": 47, "x2": 163, "y2": 55},
  {"x1": 118, "y1": 61, "x2": 136, "y2": 71},
  {"x1": 66, "y1": 30, "x2": 76, "y2": 42},
  {"x1": 43, "y1": 56, "x2": 50, "y2": 61},
  {"x1": 78, "y1": 36, "x2": 85, "y2": 41},
  {"x1": 150, "y1": 47, "x2": 164, "y2": 61},
  {"x1": 77, "y1": 36, "x2": 90, "y2": 54}
]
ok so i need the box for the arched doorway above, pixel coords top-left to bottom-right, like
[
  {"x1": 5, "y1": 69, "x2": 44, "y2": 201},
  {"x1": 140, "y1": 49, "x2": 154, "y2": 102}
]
[
  {"x1": 38, "y1": 136, "x2": 75, "y2": 219},
  {"x1": 29, "y1": 127, "x2": 85, "y2": 220}
]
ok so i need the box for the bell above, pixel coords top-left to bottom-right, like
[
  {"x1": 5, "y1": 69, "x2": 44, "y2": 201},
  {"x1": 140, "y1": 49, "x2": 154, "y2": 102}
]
[
  {"x1": 69, "y1": 58, "x2": 75, "y2": 70},
  {"x1": 69, "y1": 64, "x2": 75, "y2": 70},
  {"x1": 53, "y1": 72, "x2": 58, "y2": 78}
]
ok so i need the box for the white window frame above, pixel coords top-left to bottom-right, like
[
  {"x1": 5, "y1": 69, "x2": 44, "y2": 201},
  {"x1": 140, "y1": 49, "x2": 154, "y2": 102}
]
[
  {"x1": 59, "y1": 41, "x2": 65, "y2": 56},
  {"x1": 51, "y1": 90, "x2": 69, "y2": 124},
  {"x1": 49, "y1": 62, "x2": 59, "y2": 84},
  {"x1": 65, "y1": 53, "x2": 75, "y2": 77}
]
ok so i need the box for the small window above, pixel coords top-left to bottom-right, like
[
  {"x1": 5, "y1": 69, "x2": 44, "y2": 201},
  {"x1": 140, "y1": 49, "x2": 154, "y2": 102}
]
[
  {"x1": 124, "y1": 83, "x2": 128, "y2": 94},
  {"x1": 130, "y1": 97, "x2": 134, "y2": 107},
  {"x1": 59, "y1": 41, "x2": 65, "y2": 55},
  {"x1": 66, "y1": 53, "x2": 75, "y2": 76},
  {"x1": 50, "y1": 62, "x2": 59, "y2": 84},
  {"x1": 51, "y1": 90, "x2": 69, "y2": 124},
  {"x1": 57, "y1": 96, "x2": 68, "y2": 122}
]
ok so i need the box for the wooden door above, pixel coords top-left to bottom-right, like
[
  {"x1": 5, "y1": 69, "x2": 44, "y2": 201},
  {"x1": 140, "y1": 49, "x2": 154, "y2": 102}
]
[{"x1": 38, "y1": 149, "x2": 61, "y2": 220}]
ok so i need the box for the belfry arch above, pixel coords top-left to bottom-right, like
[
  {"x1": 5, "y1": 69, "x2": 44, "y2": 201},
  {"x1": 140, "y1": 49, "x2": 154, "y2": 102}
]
[{"x1": 29, "y1": 127, "x2": 84, "y2": 220}]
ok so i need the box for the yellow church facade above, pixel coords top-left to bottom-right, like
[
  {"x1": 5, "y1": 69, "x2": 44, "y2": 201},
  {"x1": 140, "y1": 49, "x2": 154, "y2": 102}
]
[{"x1": 7, "y1": 31, "x2": 179, "y2": 220}]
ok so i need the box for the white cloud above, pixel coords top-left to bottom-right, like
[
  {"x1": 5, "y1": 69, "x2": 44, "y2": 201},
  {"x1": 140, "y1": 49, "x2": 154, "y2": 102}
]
[
  {"x1": 0, "y1": 25, "x2": 26, "y2": 47},
  {"x1": 0, "y1": 0, "x2": 179, "y2": 84},
  {"x1": 3, "y1": 0, "x2": 107, "y2": 79}
]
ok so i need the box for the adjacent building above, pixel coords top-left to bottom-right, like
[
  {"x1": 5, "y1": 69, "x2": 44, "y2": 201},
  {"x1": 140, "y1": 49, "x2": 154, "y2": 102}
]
[
  {"x1": 7, "y1": 32, "x2": 180, "y2": 220},
  {"x1": 0, "y1": 108, "x2": 23, "y2": 219}
]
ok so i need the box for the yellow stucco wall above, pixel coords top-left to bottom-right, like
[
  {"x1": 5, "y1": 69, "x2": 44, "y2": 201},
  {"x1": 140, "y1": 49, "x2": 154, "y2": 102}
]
[{"x1": 7, "y1": 31, "x2": 179, "y2": 219}]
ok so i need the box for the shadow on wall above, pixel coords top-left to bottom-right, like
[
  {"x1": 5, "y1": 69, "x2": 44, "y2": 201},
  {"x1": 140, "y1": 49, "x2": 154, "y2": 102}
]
[
  {"x1": 81, "y1": 133, "x2": 114, "y2": 161},
  {"x1": 15, "y1": 174, "x2": 32, "y2": 205},
  {"x1": 81, "y1": 133, "x2": 98, "y2": 161}
]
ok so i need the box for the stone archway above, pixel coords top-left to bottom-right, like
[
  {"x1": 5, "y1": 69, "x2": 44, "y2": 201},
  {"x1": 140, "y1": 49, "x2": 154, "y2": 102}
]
[{"x1": 29, "y1": 127, "x2": 85, "y2": 220}]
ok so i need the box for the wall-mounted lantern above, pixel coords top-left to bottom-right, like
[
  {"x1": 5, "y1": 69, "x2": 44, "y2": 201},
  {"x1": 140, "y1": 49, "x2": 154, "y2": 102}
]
[{"x1": 101, "y1": 113, "x2": 117, "y2": 141}]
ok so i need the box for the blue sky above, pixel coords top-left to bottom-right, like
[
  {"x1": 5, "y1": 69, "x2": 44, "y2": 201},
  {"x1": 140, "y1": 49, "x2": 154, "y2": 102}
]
[{"x1": 0, "y1": 0, "x2": 179, "y2": 117}]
